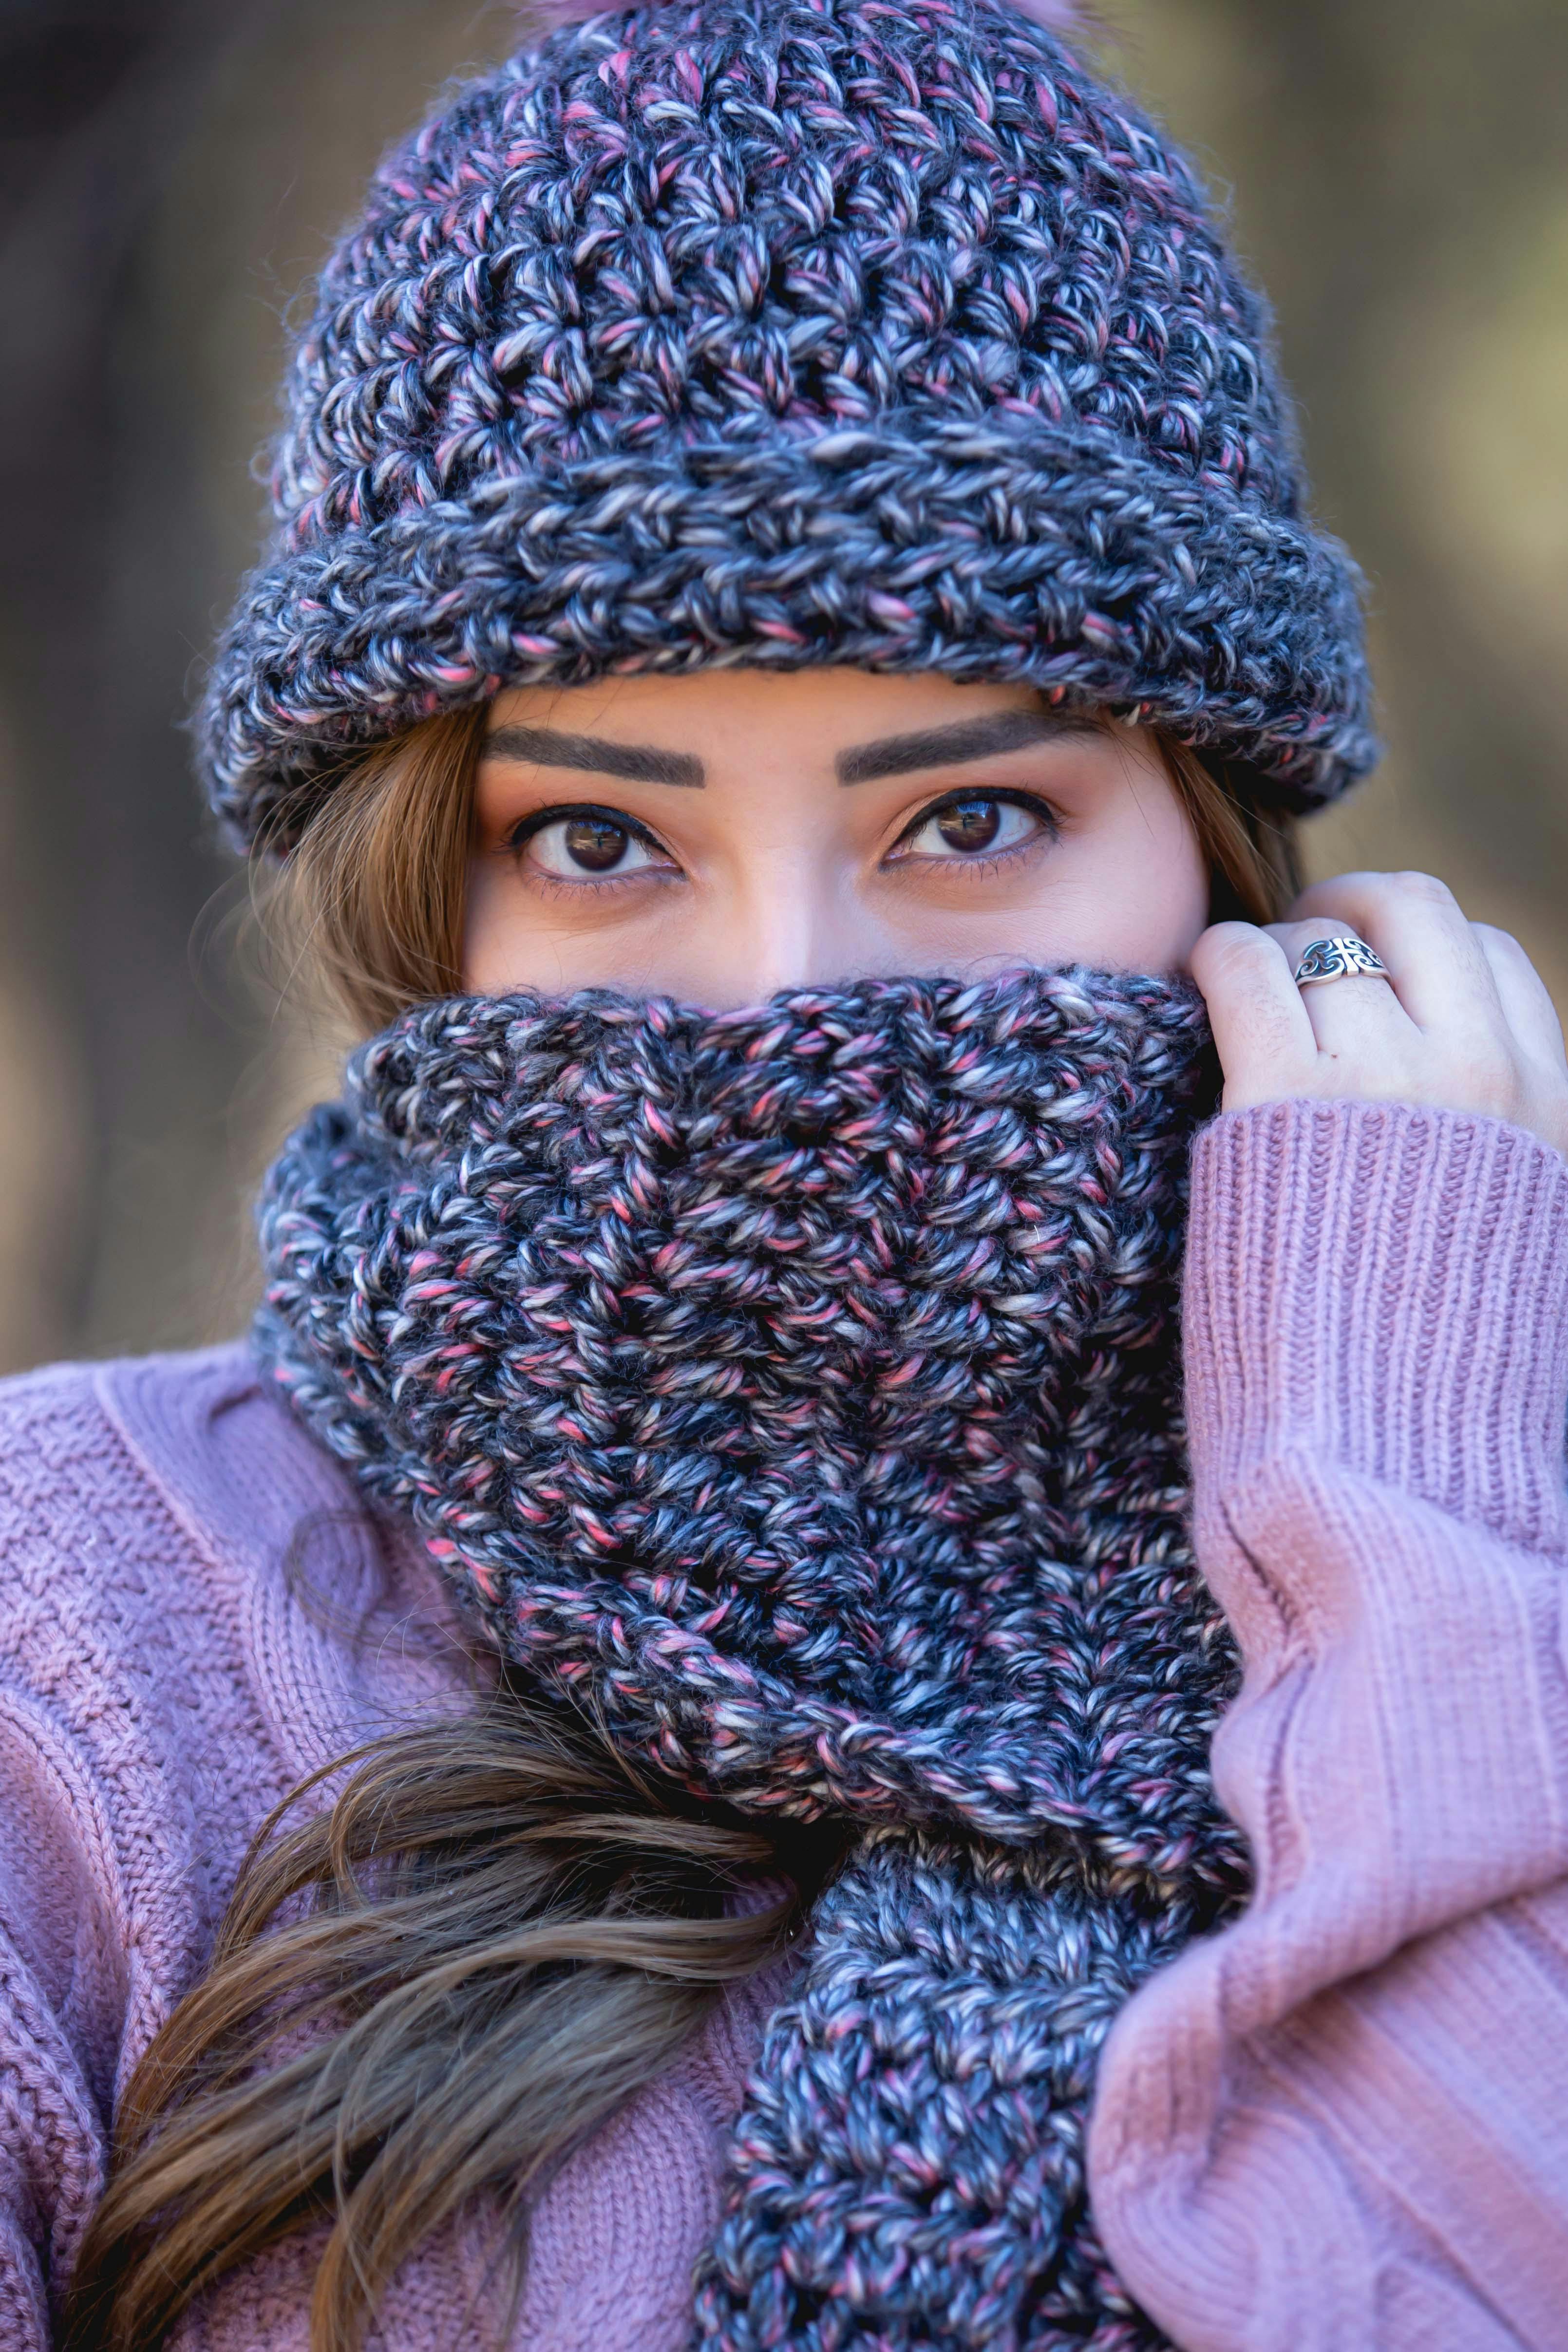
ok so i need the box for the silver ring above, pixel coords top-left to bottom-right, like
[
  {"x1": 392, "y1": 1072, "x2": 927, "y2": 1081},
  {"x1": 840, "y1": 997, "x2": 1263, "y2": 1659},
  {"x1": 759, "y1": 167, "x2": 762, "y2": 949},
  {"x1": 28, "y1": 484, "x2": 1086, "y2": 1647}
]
[{"x1": 1292, "y1": 934, "x2": 1390, "y2": 987}]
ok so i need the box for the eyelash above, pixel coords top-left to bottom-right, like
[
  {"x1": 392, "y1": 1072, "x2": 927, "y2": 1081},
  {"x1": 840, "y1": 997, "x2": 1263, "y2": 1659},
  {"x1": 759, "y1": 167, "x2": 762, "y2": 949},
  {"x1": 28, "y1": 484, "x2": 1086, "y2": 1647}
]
[
  {"x1": 503, "y1": 801, "x2": 652, "y2": 849},
  {"x1": 501, "y1": 801, "x2": 671, "y2": 895},
  {"x1": 889, "y1": 789, "x2": 1061, "y2": 869},
  {"x1": 500, "y1": 790, "x2": 1062, "y2": 885}
]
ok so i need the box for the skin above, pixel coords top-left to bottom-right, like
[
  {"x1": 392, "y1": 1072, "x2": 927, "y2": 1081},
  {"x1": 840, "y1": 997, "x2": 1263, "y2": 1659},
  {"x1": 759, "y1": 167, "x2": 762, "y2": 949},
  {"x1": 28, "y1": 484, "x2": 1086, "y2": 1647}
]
[{"x1": 466, "y1": 668, "x2": 1568, "y2": 1155}]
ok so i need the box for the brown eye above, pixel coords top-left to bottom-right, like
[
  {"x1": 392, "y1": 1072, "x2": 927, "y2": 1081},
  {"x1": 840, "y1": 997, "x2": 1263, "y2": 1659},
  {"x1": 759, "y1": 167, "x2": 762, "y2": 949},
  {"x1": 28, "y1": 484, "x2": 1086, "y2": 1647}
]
[
  {"x1": 935, "y1": 796, "x2": 1002, "y2": 852},
  {"x1": 562, "y1": 815, "x2": 631, "y2": 871},
  {"x1": 523, "y1": 811, "x2": 664, "y2": 880},
  {"x1": 898, "y1": 794, "x2": 1046, "y2": 863}
]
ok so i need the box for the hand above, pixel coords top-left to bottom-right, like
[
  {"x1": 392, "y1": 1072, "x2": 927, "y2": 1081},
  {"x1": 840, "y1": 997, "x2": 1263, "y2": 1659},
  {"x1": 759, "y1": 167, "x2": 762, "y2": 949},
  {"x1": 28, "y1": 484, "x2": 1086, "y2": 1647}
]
[{"x1": 1190, "y1": 870, "x2": 1568, "y2": 1157}]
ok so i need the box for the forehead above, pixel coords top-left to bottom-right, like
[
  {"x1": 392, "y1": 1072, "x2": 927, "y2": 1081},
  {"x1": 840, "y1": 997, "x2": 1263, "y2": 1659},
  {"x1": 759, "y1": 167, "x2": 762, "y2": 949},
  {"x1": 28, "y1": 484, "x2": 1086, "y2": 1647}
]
[{"x1": 483, "y1": 668, "x2": 1050, "y2": 749}]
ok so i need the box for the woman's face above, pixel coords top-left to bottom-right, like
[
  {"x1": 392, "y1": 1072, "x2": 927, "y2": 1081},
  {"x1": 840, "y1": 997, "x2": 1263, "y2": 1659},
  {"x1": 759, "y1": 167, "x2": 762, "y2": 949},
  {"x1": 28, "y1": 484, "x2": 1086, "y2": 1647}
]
[{"x1": 465, "y1": 669, "x2": 1209, "y2": 1006}]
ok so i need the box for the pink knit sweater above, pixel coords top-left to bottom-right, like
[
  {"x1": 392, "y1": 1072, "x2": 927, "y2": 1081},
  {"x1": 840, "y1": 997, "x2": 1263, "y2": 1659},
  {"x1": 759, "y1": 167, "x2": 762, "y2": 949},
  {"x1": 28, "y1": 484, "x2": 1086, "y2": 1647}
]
[{"x1": 2, "y1": 1101, "x2": 1566, "y2": 2350}]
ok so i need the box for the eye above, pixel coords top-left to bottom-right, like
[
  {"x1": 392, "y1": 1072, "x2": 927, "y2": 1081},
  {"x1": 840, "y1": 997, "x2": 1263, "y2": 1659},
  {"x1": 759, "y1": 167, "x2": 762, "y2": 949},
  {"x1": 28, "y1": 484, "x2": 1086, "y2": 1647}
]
[
  {"x1": 514, "y1": 808, "x2": 669, "y2": 880},
  {"x1": 895, "y1": 792, "x2": 1052, "y2": 861}
]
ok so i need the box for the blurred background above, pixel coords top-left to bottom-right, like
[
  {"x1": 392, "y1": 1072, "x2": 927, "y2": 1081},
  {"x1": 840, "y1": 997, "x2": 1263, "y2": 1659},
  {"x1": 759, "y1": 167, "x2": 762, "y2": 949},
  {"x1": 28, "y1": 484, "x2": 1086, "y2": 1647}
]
[{"x1": 0, "y1": 0, "x2": 1565, "y2": 1375}]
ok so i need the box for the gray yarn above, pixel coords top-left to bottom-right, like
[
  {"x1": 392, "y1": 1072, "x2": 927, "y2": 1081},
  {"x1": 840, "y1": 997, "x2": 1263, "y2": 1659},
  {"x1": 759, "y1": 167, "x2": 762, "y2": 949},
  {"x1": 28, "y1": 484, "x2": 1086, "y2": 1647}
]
[
  {"x1": 201, "y1": 0, "x2": 1376, "y2": 852},
  {"x1": 701, "y1": 1834, "x2": 1203, "y2": 2349},
  {"x1": 255, "y1": 968, "x2": 1250, "y2": 2347}
]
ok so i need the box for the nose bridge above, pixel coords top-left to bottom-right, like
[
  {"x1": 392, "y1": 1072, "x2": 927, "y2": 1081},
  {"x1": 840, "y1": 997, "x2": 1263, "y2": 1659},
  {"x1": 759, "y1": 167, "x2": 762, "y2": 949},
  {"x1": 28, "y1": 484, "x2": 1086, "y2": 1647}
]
[{"x1": 712, "y1": 833, "x2": 856, "y2": 1002}]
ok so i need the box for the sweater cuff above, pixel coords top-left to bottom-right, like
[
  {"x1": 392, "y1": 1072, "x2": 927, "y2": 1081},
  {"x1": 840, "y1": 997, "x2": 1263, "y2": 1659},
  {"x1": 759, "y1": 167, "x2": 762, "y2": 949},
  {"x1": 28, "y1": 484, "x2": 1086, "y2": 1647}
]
[{"x1": 1184, "y1": 1101, "x2": 1568, "y2": 1551}]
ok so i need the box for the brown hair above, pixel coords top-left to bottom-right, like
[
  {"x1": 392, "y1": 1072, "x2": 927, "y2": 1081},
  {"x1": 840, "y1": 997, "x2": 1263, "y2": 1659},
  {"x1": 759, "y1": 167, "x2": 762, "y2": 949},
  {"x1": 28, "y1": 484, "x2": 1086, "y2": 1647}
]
[
  {"x1": 66, "y1": 1670, "x2": 832, "y2": 2352},
  {"x1": 66, "y1": 703, "x2": 1296, "y2": 2352}
]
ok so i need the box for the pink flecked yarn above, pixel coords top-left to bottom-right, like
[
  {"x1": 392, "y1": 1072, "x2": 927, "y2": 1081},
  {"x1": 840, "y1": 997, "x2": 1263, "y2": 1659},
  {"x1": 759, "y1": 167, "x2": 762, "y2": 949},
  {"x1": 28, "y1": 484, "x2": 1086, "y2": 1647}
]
[{"x1": 527, "y1": 0, "x2": 1087, "y2": 29}]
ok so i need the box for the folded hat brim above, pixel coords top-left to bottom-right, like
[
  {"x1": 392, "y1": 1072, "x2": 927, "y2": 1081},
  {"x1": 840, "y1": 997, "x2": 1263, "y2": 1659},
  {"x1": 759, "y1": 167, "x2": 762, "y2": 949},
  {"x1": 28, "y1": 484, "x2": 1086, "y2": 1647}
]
[{"x1": 200, "y1": 411, "x2": 1378, "y2": 855}]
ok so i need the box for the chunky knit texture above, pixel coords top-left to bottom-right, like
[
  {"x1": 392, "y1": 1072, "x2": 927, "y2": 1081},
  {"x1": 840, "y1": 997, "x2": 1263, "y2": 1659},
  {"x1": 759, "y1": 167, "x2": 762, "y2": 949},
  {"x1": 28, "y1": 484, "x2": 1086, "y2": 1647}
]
[
  {"x1": 255, "y1": 968, "x2": 1248, "y2": 2347},
  {"x1": 3, "y1": 1106, "x2": 1568, "y2": 2347},
  {"x1": 200, "y1": 0, "x2": 1376, "y2": 851}
]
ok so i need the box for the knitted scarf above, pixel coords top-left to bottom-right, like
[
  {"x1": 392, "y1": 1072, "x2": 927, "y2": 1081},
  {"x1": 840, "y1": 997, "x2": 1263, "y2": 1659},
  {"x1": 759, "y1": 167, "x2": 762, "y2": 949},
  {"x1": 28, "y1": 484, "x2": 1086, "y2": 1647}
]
[{"x1": 255, "y1": 967, "x2": 1250, "y2": 2351}]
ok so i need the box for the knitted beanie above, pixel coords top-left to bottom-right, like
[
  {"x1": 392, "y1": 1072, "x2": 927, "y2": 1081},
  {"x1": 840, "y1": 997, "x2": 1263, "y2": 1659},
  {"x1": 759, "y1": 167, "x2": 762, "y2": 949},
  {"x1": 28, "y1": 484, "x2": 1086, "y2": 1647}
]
[{"x1": 200, "y1": 0, "x2": 1377, "y2": 855}]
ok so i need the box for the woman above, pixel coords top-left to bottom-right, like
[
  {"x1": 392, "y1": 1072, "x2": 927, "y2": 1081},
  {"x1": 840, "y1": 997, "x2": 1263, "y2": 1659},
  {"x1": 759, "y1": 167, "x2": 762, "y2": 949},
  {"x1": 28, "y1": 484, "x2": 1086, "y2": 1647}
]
[{"x1": 2, "y1": 2, "x2": 1566, "y2": 2347}]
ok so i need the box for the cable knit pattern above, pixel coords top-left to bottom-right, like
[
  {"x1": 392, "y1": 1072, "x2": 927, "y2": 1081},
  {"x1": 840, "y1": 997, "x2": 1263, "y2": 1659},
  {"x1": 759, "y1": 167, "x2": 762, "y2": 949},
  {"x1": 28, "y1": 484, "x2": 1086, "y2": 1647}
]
[
  {"x1": 0, "y1": 1347, "x2": 787, "y2": 2352},
  {"x1": 198, "y1": 0, "x2": 1376, "y2": 850},
  {"x1": 254, "y1": 968, "x2": 1246, "y2": 2348}
]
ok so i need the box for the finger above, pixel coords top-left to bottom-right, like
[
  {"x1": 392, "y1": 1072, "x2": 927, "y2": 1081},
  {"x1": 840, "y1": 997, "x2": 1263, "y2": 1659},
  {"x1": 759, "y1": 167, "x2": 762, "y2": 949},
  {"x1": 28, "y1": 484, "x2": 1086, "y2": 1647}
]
[
  {"x1": 1190, "y1": 922, "x2": 1319, "y2": 1103},
  {"x1": 1268, "y1": 918, "x2": 1400, "y2": 997},
  {"x1": 1266, "y1": 917, "x2": 1413, "y2": 1055},
  {"x1": 1474, "y1": 926, "x2": 1568, "y2": 1073},
  {"x1": 1289, "y1": 871, "x2": 1501, "y2": 1034}
]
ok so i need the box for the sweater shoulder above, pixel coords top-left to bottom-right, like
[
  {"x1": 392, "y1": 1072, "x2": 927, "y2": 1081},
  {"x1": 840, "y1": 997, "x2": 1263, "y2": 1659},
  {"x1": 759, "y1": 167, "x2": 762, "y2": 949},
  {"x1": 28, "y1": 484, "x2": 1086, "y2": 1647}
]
[
  {"x1": 0, "y1": 1344, "x2": 479, "y2": 1964},
  {"x1": 0, "y1": 1344, "x2": 246, "y2": 1664},
  {"x1": 0, "y1": 1341, "x2": 248, "y2": 1533},
  {"x1": 0, "y1": 1343, "x2": 318, "y2": 1718}
]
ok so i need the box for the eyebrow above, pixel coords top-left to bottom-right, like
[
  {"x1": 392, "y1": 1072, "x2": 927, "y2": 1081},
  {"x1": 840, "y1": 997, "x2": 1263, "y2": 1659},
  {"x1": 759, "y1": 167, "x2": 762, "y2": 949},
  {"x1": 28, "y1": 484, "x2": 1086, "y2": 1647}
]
[
  {"x1": 481, "y1": 724, "x2": 704, "y2": 788},
  {"x1": 836, "y1": 707, "x2": 1097, "y2": 786}
]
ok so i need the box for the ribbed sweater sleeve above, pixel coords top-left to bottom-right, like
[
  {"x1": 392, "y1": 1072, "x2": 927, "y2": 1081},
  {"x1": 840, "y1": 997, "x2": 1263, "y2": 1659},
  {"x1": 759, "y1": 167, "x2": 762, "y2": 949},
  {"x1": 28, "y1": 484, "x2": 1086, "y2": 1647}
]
[{"x1": 1086, "y1": 1100, "x2": 1568, "y2": 2351}]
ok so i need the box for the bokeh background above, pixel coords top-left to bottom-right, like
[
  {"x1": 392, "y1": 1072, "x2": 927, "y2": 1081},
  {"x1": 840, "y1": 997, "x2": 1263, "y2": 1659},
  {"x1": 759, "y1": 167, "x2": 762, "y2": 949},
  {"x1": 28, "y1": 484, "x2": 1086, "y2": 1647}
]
[{"x1": 1, "y1": 0, "x2": 1564, "y2": 1375}]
